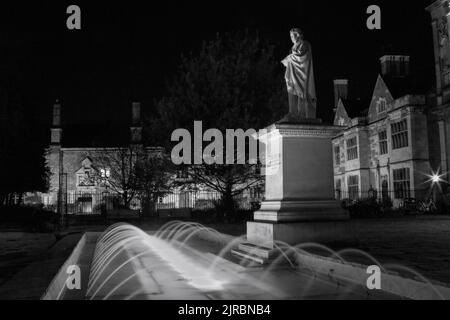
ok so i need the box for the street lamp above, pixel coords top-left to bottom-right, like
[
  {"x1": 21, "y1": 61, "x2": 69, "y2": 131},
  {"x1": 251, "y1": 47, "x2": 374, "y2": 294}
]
[
  {"x1": 427, "y1": 169, "x2": 446, "y2": 186},
  {"x1": 426, "y1": 169, "x2": 447, "y2": 205},
  {"x1": 432, "y1": 174, "x2": 442, "y2": 184}
]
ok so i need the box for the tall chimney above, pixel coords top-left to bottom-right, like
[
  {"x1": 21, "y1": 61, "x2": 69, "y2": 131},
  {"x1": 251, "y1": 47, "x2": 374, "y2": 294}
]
[
  {"x1": 130, "y1": 102, "x2": 142, "y2": 144},
  {"x1": 380, "y1": 55, "x2": 410, "y2": 78},
  {"x1": 131, "y1": 102, "x2": 141, "y2": 126},
  {"x1": 333, "y1": 79, "x2": 349, "y2": 108},
  {"x1": 51, "y1": 100, "x2": 62, "y2": 145}
]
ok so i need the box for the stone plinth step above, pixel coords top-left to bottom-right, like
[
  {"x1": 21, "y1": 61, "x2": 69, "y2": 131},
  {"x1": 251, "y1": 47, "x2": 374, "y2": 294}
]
[
  {"x1": 237, "y1": 243, "x2": 276, "y2": 260},
  {"x1": 232, "y1": 242, "x2": 302, "y2": 267},
  {"x1": 231, "y1": 242, "x2": 294, "y2": 266},
  {"x1": 230, "y1": 249, "x2": 268, "y2": 265}
]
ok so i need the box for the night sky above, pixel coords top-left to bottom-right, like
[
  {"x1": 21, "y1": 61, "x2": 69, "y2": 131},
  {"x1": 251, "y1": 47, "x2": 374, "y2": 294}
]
[{"x1": 0, "y1": 0, "x2": 436, "y2": 131}]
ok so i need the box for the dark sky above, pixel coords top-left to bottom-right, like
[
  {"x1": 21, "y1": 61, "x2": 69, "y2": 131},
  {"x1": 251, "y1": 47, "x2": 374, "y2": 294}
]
[{"x1": 0, "y1": 0, "x2": 436, "y2": 129}]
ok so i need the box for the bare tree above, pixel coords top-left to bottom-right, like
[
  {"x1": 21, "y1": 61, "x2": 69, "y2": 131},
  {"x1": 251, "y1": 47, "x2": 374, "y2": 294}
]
[
  {"x1": 135, "y1": 150, "x2": 176, "y2": 205},
  {"x1": 89, "y1": 145, "x2": 174, "y2": 209}
]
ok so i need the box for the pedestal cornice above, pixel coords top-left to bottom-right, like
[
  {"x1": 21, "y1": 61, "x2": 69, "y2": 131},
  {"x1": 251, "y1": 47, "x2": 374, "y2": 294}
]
[{"x1": 264, "y1": 122, "x2": 343, "y2": 139}]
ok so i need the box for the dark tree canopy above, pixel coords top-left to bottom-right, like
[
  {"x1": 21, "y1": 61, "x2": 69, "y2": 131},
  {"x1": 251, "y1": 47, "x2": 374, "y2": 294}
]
[
  {"x1": 148, "y1": 31, "x2": 287, "y2": 218},
  {"x1": 0, "y1": 82, "x2": 49, "y2": 206},
  {"x1": 149, "y1": 30, "x2": 287, "y2": 146}
]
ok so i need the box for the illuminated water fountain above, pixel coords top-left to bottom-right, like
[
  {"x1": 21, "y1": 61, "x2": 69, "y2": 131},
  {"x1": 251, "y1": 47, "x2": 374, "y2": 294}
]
[{"x1": 43, "y1": 222, "x2": 450, "y2": 300}]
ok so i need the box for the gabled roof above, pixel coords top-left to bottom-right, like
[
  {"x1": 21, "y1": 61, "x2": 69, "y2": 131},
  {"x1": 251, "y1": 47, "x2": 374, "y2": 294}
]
[
  {"x1": 75, "y1": 157, "x2": 99, "y2": 174},
  {"x1": 341, "y1": 98, "x2": 370, "y2": 118},
  {"x1": 368, "y1": 75, "x2": 395, "y2": 116},
  {"x1": 333, "y1": 99, "x2": 351, "y2": 126},
  {"x1": 334, "y1": 97, "x2": 370, "y2": 127}
]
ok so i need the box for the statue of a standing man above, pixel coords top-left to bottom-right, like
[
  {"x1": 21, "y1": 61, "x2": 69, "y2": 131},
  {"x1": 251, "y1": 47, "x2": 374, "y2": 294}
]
[{"x1": 281, "y1": 28, "x2": 317, "y2": 120}]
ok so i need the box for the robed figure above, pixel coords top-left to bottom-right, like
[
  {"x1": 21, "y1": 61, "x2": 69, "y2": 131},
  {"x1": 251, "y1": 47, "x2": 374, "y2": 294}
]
[{"x1": 282, "y1": 28, "x2": 317, "y2": 120}]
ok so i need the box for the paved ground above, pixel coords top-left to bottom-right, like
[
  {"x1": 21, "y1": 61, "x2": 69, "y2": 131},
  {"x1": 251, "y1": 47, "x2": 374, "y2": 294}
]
[
  {"x1": 352, "y1": 217, "x2": 450, "y2": 284},
  {"x1": 0, "y1": 233, "x2": 83, "y2": 299},
  {"x1": 0, "y1": 232, "x2": 57, "y2": 287}
]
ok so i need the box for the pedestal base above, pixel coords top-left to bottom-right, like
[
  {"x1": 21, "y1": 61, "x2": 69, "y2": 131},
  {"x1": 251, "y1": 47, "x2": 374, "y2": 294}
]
[
  {"x1": 234, "y1": 121, "x2": 354, "y2": 264},
  {"x1": 247, "y1": 220, "x2": 354, "y2": 250},
  {"x1": 254, "y1": 199, "x2": 348, "y2": 222},
  {"x1": 232, "y1": 221, "x2": 355, "y2": 265}
]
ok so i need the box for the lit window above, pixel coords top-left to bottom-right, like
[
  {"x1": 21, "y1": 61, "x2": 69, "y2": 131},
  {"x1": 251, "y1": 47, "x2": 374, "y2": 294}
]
[
  {"x1": 100, "y1": 168, "x2": 111, "y2": 178},
  {"x1": 391, "y1": 119, "x2": 408, "y2": 150},
  {"x1": 346, "y1": 137, "x2": 358, "y2": 161}
]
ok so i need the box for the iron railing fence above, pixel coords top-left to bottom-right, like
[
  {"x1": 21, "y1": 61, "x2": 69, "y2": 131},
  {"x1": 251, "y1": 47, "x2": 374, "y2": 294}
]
[
  {"x1": 42, "y1": 190, "x2": 262, "y2": 215},
  {"x1": 155, "y1": 191, "x2": 261, "y2": 211},
  {"x1": 336, "y1": 188, "x2": 445, "y2": 205}
]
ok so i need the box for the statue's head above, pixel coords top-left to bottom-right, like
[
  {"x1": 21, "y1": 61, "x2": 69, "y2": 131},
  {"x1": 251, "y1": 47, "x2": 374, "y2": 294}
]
[{"x1": 290, "y1": 28, "x2": 304, "y2": 44}]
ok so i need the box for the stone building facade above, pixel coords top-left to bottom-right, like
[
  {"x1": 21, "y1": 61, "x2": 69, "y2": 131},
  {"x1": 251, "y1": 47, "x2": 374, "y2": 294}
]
[
  {"x1": 332, "y1": 0, "x2": 450, "y2": 207},
  {"x1": 332, "y1": 66, "x2": 431, "y2": 207},
  {"x1": 427, "y1": 0, "x2": 450, "y2": 188},
  {"x1": 40, "y1": 101, "x2": 254, "y2": 215},
  {"x1": 41, "y1": 101, "x2": 158, "y2": 213}
]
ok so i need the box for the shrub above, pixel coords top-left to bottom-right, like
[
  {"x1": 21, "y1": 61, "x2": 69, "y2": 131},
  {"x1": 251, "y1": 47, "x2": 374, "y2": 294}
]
[{"x1": 347, "y1": 199, "x2": 381, "y2": 218}]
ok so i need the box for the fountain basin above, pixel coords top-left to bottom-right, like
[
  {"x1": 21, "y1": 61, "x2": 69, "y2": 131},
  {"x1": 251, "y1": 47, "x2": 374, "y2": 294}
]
[{"x1": 42, "y1": 223, "x2": 450, "y2": 300}]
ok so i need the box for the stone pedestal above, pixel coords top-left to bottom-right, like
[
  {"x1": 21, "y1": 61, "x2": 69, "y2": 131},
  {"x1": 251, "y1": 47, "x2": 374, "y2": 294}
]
[{"x1": 239, "y1": 122, "x2": 351, "y2": 259}]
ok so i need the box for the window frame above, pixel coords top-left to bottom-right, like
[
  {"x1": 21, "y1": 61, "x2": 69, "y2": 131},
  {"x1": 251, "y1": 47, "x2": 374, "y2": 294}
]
[
  {"x1": 334, "y1": 145, "x2": 341, "y2": 166},
  {"x1": 346, "y1": 137, "x2": 359, "y2": 161},
  {"x1": 347, "y1": 175, "x2": 360, "y2": 200},
  {"x1": 391, "y1": 119, "x2": 409, "y2": 150},
  {"x1": 377, "y1": 98, "x2": 387, "y2": 114},
  {"x1": 393, "y1": 168, "x2": 411, "y2": 200},
  {"x1": 378, "y1": 129, "x2": 388, "y2": 155}
]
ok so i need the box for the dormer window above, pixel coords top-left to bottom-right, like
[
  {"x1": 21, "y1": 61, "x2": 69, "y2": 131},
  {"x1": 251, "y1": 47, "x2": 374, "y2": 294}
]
[{"x1": 377, "y1": 98, "x2": 387, "y2": 114}]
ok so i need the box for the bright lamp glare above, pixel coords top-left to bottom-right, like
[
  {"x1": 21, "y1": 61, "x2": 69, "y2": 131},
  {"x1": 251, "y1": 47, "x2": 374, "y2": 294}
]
[{"x1": 432, "y1": 174, "x2": 441, "y2": 184}]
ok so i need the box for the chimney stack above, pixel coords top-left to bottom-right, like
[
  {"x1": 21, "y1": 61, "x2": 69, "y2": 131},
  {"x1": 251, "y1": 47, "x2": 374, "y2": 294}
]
[
  {"x1": 51, "y1": 100, "x2": 62, "y2": 145},
  {"x1": 52, "y1": 100, "x2": 61, "y2": 127},
  {"x1": 333, "y1": 79, "x2": 349, "y2": 109},
  {"x1": 380, "y1": 55, "x2": 410, "y2": 78},
  {"x1": 130, "y1": 102, "x2": 142, "y2": 144}
]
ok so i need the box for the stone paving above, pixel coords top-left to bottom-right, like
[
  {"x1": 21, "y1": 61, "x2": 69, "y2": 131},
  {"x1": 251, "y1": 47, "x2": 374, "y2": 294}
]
[
  {"x1": 351, "y1": 217, "x2": 450, "y2": 284},
  {"x1": 0, "y1": 233, "x2": 83, "y2": 299},
  {"x1": 0, "y1": 232, "x2": 56, "y2": 287},
  {"x1": 203, "y1": 217, "x2": 450, "y2": 285}
]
